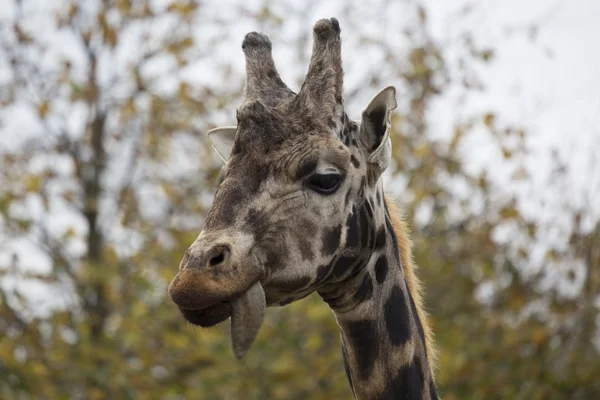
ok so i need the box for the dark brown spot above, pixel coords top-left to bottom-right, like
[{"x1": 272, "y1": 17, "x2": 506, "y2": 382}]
[
  {"x1": 205, "y1": 185, "x2": 245, "y2": 229},
  {"x1": 375, "y1": 255, "x2": 388, "y2": 284},
  {"x1": 378, "y1": 358, "x2": 424, "y2": 400},
  {"x1": 245, "y1": 208, "x2": 267, "y2": 237},
  {"x1": 345, "y1": 319, "x2": 378, "y2": 380},
  {"x1": 298, "y1": 235, "x2": 314, "y2": 261},
  {"x1": 346, "y1": 210, "x2": 360, "y2": 248},
  {"x1": 385, "y1": 284, "x2": 411, "y2": 346},
  {"x1": 374, "y1": 226, "x2": 386, "y2": 250},
  {"x1": 359, "y1": 206, "x2": 370, "y2": 248},
  {"x1": 332, "y1": 254, "x2": 359, "y2": 278},
  {"x1": 264, "y1": 248, "x2": 285, "y2": 271},
  {"x1": 354, "y1": 273, "x2": 373, "y2": 303},
  {"x1": 321, "y1": 224, "x2": 342, "y2": 256},
  {"x1": 350, "y1": 155, "x2": 361, "y2": 168}
]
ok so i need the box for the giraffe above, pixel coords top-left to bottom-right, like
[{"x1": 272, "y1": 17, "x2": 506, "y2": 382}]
[{"x1": 168, "y1": 18, "x2": 439, "y2": 400}]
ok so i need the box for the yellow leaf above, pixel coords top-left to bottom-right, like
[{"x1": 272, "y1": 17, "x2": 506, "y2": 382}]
[
  {"x1": 26, "y1": 174, "x2": 42, "y2": 192},
  {"x1": 37, "y1": 101, "x2": 50, "y2": 118},
  {"x1": 499, "y1": 206, "x2": 519, "y2": 220},
  {"x1": 105, "y1": 27, "x2": 117, "y2": 47},
  {"x1": 63, "y1": 226, "x2": 77, "y2": 239},
  {"x1": 483, "y1": 112, "x2": 495, "y2": 128}
]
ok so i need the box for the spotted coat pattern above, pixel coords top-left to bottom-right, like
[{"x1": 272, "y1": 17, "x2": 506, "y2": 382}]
[{"x1": 168, "y1": 17, "x2": 439, "y2": 400}]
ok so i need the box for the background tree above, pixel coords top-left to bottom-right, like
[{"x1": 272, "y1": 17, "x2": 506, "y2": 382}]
[{"x1": 0, "y1": 1, "x2": 598, "y2": 399}]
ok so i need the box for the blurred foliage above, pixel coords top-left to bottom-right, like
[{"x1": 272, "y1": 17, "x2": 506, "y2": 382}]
[{"x1": 0, "y1": 1, "x2": 599, "y2": 399}]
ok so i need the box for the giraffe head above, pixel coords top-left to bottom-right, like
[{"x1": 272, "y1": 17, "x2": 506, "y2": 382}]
[{"x1": 168, "y1": 18, "x2": 397, "y2": 358}]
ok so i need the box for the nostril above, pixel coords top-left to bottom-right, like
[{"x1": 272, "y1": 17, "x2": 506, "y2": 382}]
[
  {"x1": 205, "y1": 245, "x2": 230, "y2": 268},
  {"x1": 209, "y1": 252, "x2": 225, "y2": 266},
  {"x1": 185, "y1": 244, "x2": 231, "y2": 270}
]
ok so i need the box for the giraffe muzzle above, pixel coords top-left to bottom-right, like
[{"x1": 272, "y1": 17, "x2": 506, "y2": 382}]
[
  {"x1": 168, "y1": 235, "x2": 266, "y2": 358},
  {"x1": 169, "y1": 270, "x2": 266, "y2": 359}
]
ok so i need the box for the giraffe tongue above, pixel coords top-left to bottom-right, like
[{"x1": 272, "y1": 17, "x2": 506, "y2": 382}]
[{"x1": 230, "y1": 282, "x2": 266, "y2": 359}]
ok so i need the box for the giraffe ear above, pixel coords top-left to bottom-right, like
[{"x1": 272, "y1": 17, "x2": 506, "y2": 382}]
[
  {"x1": 359, "y1": 86, "x2": 397, "y2": 175},
  {"x1": 207, "y1": 126, "x2": 237, "y2": 163}
]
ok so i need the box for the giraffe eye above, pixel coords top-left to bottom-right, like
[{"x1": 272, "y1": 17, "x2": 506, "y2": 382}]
[{"x1": 307, "y1": 173, "x2": 343, "y2": 195}]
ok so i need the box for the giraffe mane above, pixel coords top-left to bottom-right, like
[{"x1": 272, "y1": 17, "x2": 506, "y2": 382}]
[{"x1": 384, "y1": 193, "x2": 438, "y2": 375}]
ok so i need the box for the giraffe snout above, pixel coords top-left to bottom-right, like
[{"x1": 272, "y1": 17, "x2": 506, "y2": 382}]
[{"x1": 168, "y1": 231, "x2": 261, "y2": 313}]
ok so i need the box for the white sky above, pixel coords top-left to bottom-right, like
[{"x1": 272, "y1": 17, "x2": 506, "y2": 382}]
[{"x1": 425, "y1": 0, "x2": 600, "y2": 185}]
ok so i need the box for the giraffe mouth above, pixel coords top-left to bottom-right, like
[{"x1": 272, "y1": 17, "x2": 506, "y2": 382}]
[
  {"x1": 178, "y1": 302, "x2": 232, "y2": 327},
  {"x1": 168, "y1": 245, "x2": 267, "y2": 358},
  {"x1": 170, "y1": 274, "x2": 267, "y2": 359}
]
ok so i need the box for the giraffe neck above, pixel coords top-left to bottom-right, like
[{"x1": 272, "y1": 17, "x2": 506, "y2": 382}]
[{"x1": 319, "y1": 192, "x2": 438, "y2": 400}]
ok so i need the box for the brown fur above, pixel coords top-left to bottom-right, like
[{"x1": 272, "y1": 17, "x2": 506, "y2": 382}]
[{"x1": 384, "y1": 193, "x2": 438, "y2": 374}]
